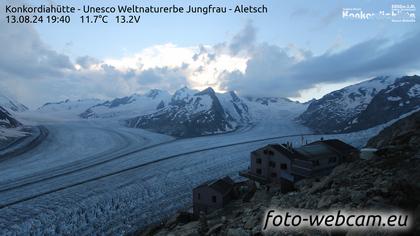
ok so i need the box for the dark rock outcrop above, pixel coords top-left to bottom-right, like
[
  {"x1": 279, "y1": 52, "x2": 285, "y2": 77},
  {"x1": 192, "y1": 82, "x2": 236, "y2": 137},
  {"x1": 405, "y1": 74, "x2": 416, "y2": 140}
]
[
  {"x1": 0, "y1": 106, "x2": 21, "y2": 128},
  {"x1": 366, "y1": 110, "x2": 420, "y2": 149}
]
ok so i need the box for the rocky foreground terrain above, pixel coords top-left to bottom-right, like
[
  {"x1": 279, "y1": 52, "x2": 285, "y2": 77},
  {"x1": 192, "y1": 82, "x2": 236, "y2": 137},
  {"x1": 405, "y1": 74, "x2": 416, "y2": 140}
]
[{"x1": 135, "y1": 111, "x2": 420, "y2": 236}]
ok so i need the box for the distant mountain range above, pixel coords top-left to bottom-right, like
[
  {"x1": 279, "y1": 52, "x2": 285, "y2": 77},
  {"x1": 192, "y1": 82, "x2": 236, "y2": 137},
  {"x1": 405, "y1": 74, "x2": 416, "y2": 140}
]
[
  {"x1": 32, "y1": 74, "x2": 420, "y2": 137},
  {"x1": 126, "y1": 87, "x2": 249, "y2": 137},
  {"x1": 80, "y1": 89, "x2": 171, "y2": 119},
  {"x1": 38, "y1": 99, "x2": 104, "y2": 116},
  {"x1": 41, "y1": 86, "x2": 302, "y2": 137},
  {"x1": 298, "y1": 75, "x2": 420, "y2": 133}
]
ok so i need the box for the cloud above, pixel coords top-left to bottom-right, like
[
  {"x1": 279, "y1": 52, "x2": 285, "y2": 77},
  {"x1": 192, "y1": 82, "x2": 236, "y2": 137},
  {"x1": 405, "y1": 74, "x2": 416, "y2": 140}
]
[
  {"x1": 291, "y1": 30, "x2": 420, "y2": 83},
  {"x1": 221, "y1": 28, "x2": 420, "y2": 98},
  {"x1": 76, "y1": 56, "x2": 101, "y2": 69},
  {"x1": 290, "y1": 7, "x2": 319, "y2": 19},
  {"x1": 220, "y1": 43, "x2": 297, "y2": 97},
  {"x1": 318, "y1": 6, "x2": 341, "y2": 28},
  {"x1": 0, "y1": 21, "x2": 73, "y2": 80},
  {"x1": 229, "y1": 21, "x2": 257, "y2": 55},
  {"x1": 0, "y1": 22, "x2": 247, "y2": 108},
  {"x1": 1, "y1": 17, "x2": 419, "y2": 108},
  {"x1": 102, "y1": 43, "x2": 248, "y2": 92},
  {"x1": 137, "y1": 67, "x2": 188, "y2": 91},
  {"x1": 0, "y1": 21, "x2": 180, "y2": 107},
  {"x1": 289, "y1": 5, "x2": 341, "y2": 30}
]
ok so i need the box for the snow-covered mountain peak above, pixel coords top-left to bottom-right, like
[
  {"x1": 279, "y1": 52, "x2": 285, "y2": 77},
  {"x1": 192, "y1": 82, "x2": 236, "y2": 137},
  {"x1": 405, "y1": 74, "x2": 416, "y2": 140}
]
[
  {"x1": 80, "y1": 90, "x2": 172, "y2": 119},
  {"x1": 342, "y1": 75, "x2": 420, "y2": 132},
  {"x1": 104, "y1": 95, "x2": 137, "y2": 108},
  {"x1": 0, "y1": 93, "x2": 28, "y2": 112},
  {"x1": 195, "y1": 87, "x2": 216, "y2": 96},
  {"x1": 303, "y1": 76, "x2": 396, "y2": 117},
  {"x1": 145, "y1": 89, "x2": 169, "y2": 99},
  {"x1": 127, "y1": 87, "x2": 237, "y2": 137},
  {"x1": 243, "y1": 96, "x2": 298, "y2": 107},
  {"x1": 171, "y1": 87, "x2": 198, "y2": 105},
  {"x1": 37, "y1": 98, "x2": 104, "y2": 117},
  {"x1": 299, "y1": 75, "x2": 418, "y2": 133},
  {"x1": 227, "y1": 91, "x2": 241, "y2": 102}
]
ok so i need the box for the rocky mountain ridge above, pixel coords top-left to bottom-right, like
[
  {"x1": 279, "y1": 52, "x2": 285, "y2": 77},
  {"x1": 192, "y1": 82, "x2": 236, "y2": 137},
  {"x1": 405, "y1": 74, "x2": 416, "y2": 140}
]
[
  {"x1": 0, "y1": 93, "x2": 28, "y2": 112},
  {"x1": 0, "y1": 106, "x2": 21, "y2": 128},
  {"x1": 126, "y1": 87, "x2": 243, "y2": 137},
  {"x1": 299, "y1": 75, "x2": 419, "y2": 133}
]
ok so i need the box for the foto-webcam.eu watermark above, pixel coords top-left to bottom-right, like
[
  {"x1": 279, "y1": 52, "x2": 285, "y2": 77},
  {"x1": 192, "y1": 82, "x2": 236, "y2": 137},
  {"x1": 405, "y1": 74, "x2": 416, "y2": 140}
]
[{"x1": 263, "y1": 209, "x2": 412, "y2": 232}]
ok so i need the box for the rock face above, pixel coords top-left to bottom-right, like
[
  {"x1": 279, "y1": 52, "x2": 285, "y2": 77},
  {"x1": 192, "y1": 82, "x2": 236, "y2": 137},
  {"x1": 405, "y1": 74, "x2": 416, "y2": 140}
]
[
  {"x1": 0, "y1": 106, "x2": 21, "y2": 128},
  {"x1": 299, "y1": 75, "x2": 419, "y2": 133},
  {"x1": 143, "y1": 113, "x2": 420, "y2": 235},
  {"x1": 298, "y1": 76, "x2": 395, "y2": 133},
  {"x1": 346, "y1": 75, "x2": 420, "y2": 132},
  {"x1": 126, "y1": 88, "x2": 245, "y2": 138},
  {"x1": 0, "y1": 93, "x2": 28, "y2": 112},
  {"x1": 366, "y1": 110, "x2": 420, "y2": 150}
]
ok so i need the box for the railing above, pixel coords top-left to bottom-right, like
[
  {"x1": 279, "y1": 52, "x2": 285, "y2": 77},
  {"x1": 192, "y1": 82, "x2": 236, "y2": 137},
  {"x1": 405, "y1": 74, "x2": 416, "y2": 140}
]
[{"x1": 239, "y1": 170, "x2": 268, "y2": 184}]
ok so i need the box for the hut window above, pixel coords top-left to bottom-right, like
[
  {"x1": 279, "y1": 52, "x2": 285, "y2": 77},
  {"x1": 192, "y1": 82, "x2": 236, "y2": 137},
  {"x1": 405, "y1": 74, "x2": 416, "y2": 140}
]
[
  {"x1": 269, "y1": 161, "x2": 276, "y2": 168},
  {"x1": 256, "y1": 168, "x2": 262, "y2": 175},
  {"x1": 256, "y1": 158, "x2": 262, "y2": 164},
  {"x1": 212, "y1": 196, "x2": 217, "y2": 203},
  {"x1": 198, "y1": 193, "x2": 201, "y2": 200},
  {"x1": 280, "y1": 163, "x2": 287, "y2": 170}
]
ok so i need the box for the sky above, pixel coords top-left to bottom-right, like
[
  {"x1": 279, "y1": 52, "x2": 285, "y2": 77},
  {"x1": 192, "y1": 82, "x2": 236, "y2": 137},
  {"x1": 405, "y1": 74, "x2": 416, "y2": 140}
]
[{"x1": 0, "y1": 0, "x2": 419, "y2": 108}]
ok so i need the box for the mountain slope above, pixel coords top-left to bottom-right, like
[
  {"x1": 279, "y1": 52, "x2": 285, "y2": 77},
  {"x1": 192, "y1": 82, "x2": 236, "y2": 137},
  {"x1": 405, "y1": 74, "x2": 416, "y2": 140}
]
[
  {"x1": 80, "y1": 89, "x2": 171, "y2": 119},
  {"x1": 345, "y1": 75, "x2": 420, "y2": 132},
  {"x1": 0, "y1": 105, "x2": 25, "y2": 144},
  {"x1": 245, "y1": 96, "x2": 306, "y2": 120},
  {"x1": 126, "y1": 88, "x2": 242, "y2": 137},
  {"x1": 366, "y1": 109, "x2": 420, "y2": 149},
  {"x1": 0, "y1": 93, "x2": 28, "y2": 112},
  {"x1": 0, "y1": 106, "x2": 21, "y2": 128},
  {"x1": 37, "y1": 99, "x2": 103, "y2": 117},
  {"x1": 217, "y1": 91, "x2": 251, "y2": 124},
  {"x1": 298, "y1": 76, "x2": 416, "y2": 133}
]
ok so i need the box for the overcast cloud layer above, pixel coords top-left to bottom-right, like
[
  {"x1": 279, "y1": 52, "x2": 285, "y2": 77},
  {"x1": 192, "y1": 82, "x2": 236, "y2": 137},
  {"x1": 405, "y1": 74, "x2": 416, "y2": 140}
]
[
  {"x1": 1, "y1": 18, "x2": 419, "y2": 108},
  {"x1": 221, "y1": 27, "x2": 420, "y2": 97}
]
